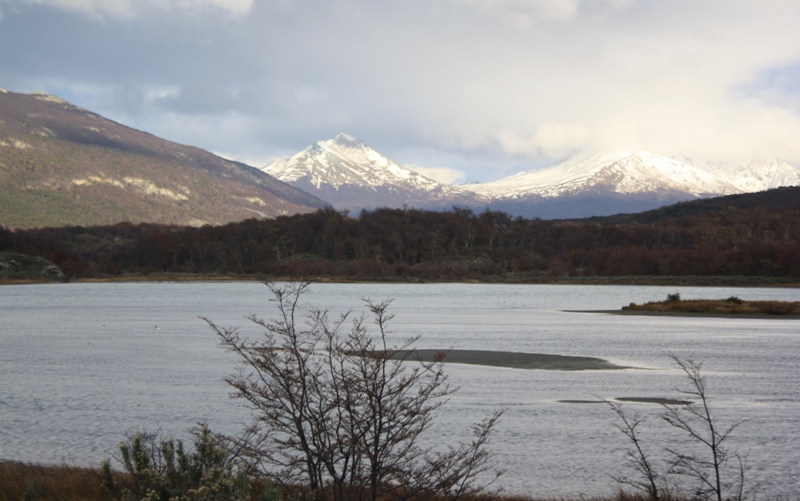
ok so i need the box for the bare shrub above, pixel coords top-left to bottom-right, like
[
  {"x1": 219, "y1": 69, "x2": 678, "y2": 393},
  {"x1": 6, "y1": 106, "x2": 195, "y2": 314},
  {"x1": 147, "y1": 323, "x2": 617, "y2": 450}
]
[
  {"x1": 606, "y1": 401, "x2": 669, "y2": 501},
  {"x1": 608, "y1": 354, "x2": 754, "y2": 501},
  {"x1": 662, "y1": 354, "x2": 750, "y2": 501},
  {"x1": 204, "y1": 282, "x2": 502, "y2": 501}
]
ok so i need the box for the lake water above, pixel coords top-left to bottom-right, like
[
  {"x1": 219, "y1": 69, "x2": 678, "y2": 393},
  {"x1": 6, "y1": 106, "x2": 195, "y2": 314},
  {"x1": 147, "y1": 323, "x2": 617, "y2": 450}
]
[{"x1": 1, "y1": 282, "x2": 798, "y2": 497}]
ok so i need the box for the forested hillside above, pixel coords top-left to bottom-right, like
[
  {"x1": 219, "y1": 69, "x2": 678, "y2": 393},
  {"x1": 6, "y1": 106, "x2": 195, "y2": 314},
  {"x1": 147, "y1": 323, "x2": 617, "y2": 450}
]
[{"x1": 3, "y1": 187, "x2": 799, "y2": 282}]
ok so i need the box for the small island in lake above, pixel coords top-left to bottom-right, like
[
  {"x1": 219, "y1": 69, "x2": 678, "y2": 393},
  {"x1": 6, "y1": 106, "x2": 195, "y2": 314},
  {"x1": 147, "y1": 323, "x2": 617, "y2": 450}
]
[{"x1": 622, "y1": 293, "x2": 800, "y2": 316}]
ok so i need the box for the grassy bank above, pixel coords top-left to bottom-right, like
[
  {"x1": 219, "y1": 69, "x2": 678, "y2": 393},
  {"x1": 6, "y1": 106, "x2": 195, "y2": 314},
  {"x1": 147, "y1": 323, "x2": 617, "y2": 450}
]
[
  {"x1": 622, "y1": 296, "x2": 800, "y2": 315},
  {"x1": 0, "y1": 461, "x2": 657, "y2": 501}
]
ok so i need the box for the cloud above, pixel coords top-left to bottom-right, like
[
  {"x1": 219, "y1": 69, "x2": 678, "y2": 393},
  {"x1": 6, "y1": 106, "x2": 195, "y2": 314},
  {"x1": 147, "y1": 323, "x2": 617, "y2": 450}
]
[
  {"x1": 446, "y1": 0, "x2": 580, "y2": 21},
  {"x1": 18, "y1": 0, "x2": 252, "y2": 20},
  {"x1": 405, "y1": 165, "x2": 467, "y2": 185},
  {"x1": 4, "y1": 0, "x2": 800, "y2": 183}
]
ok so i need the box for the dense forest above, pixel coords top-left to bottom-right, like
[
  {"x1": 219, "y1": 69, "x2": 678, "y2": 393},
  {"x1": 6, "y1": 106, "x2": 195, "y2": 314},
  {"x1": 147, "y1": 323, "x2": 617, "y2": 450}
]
[{"x1": 2, "y1": 187, "x2": 799, "y2": 282}]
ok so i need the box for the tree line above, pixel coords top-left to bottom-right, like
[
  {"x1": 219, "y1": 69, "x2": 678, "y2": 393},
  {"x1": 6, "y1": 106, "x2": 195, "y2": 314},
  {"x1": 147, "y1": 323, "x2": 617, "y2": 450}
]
[{"x1": 2, "y1": 202, "x2": 799, "y2": 281}]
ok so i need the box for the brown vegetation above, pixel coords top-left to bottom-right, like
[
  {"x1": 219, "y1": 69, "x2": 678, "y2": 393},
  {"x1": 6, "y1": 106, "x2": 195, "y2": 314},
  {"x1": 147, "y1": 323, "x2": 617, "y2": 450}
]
[
  {"x1": 0, "y1": 461, "x2": 109, "y2": 501},
  {"x1": 623, "y1": 296, "x2": 800, "y2": 315},
  {"x1": 0, "y1": 462, "x2": 673, "y2": 501},
  {"x1": 3, "y1": 186, "x2": 800, "y2": 283}
]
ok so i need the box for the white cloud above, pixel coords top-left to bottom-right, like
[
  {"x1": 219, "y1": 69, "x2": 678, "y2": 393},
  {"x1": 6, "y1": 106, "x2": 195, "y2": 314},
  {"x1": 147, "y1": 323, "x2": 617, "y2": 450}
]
[
  {"x1": 405, "y1": 164, "x2": 467, "y2": 185},
  {"x1": 19, "y1": 0, "x2": 252, "y2": 20},
  {"x1": 389, "y1": 0, "x2": 800, "y2": 166},
  {"x1": 143, "y1": 85, "x2": 181, "y2": 104},
  {"x1": 438, "y1": 0, "x2": 643, "y2": 22},
  {"x1": 8, "y1": 0, "x2": 800, "y2": 181}
]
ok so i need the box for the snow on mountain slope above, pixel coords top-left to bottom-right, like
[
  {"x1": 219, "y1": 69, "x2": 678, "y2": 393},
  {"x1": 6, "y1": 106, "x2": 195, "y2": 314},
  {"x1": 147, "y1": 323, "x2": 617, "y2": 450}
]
[
  {"x1": 681, "y1": 158, "x2": 800, "y2": 193},
  {"x1": 263, "y1": 135, "x2": 799, "y2": 219},
  {"x1": 263, "y1": 134, "x2": 486, "y2": 211},
  {"x1": 464, "y1": 151, "x2": 742, "y2": 200},
  {"x1": 265, "y1": 133, "x2": 438, "y2": 190}
]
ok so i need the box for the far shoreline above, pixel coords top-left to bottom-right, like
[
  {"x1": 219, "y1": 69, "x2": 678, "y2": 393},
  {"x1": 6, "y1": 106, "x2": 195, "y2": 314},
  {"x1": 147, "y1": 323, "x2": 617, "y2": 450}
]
[{"x1": 3, "y1": 274, "x2": 800, "y2": 288}]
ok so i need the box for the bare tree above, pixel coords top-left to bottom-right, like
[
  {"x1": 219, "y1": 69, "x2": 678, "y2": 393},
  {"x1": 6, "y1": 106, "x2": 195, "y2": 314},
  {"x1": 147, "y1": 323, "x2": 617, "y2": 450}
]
[
  {"x1": 606, "y1": 400, "x2": 667, "y2": 501},
  {"x1": 204, "y1": 282, "x2": 501, "y2": 501},
  {"x1": 661, "y1": 354, "x2": 748, "y2": 501},
  {"x1": 608, "y1": 354, "x2": 754, "y2": 501}
]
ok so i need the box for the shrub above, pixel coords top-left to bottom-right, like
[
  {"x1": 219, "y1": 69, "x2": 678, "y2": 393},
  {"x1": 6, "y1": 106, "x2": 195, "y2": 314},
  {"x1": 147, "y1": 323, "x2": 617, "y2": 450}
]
[
  {"x1": 101, "y1": 425, "x2": 278, "y2": 501},
  {"x1": 204, "y1": 282, "x2": 502, "y2": 501},
  {"x1": 609, "y1": 354, "x2": 753, "y2": 501}
]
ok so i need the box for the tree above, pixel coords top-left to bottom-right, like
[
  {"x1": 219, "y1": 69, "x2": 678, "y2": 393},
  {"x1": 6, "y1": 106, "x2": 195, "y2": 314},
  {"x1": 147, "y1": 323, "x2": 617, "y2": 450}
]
[
  {"x1": 608, "y1": 354, "x2": 752, "y2": 501},
  {"x1": 204, "y1": 282, "x2": 501, "y2": 501},
  {"x1": 606, "y1": 401, "x2": 667, "y2": 501},
  {"x1": 662, "y1": 354, "x2": 750, "y2": 501}
]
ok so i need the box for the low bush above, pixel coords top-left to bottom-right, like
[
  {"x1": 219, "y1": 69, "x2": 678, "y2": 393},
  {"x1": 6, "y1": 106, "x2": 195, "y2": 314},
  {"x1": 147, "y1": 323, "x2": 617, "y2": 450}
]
[{"x1": 101, "y1": 425, "x2": 287, "y2": 501}]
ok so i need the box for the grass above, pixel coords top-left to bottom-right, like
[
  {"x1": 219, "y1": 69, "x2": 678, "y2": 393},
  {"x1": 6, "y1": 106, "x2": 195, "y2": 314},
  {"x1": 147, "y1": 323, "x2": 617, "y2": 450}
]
[
  {"x1": 0, "y1": 461, "x2": 668, "y2": 501},
  {"x1": 0, "y1": 462, "x2": 109, "y2": 501},
  {"x1": 622, "y1": 296, "x2": 800, "y2": 315}
]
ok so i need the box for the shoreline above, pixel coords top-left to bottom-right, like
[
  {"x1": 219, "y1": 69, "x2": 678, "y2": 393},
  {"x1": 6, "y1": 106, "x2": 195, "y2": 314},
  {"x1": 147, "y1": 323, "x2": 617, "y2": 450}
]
[{"x1": 3, "y1": 274, "x2": 800, "y2": 288}]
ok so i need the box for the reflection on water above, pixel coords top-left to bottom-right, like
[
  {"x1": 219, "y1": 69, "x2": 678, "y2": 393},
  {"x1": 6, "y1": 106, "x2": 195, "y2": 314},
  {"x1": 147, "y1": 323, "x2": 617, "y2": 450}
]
[{"x1": 1, "y1": 283, "x2": 798, "y2": 497}]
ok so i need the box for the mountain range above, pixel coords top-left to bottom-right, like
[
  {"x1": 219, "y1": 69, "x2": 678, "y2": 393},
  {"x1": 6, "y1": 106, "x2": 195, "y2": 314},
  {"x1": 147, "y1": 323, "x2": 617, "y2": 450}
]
[
  {"x1": 266, "y1": 137, "x2": 800, "y2": 219},
  {"x1": 0, "y1": 89, "x2": 326, "y2": 228},
  {"x1": 3, "y1": 87, "x2": 799, "y2": 228}
]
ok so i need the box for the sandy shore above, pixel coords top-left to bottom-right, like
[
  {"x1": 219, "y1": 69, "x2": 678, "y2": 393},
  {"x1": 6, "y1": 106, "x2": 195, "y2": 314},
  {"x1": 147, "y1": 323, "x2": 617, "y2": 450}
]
[
  {"x1": 387, "y1": 349, "x2": 630, "y2": 371},
  {"x1": 566, "y1": 310, "x2": 800, "y2": 319}
]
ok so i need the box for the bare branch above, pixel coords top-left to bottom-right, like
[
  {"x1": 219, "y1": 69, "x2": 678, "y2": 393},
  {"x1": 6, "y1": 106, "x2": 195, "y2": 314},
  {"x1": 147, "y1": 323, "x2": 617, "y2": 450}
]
[{"x1": 204, "y1": 282, "x2": 502, "y2": 501}]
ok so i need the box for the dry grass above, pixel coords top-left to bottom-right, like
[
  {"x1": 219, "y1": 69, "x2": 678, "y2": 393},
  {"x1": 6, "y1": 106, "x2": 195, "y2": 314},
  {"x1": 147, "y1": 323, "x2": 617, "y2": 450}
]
[
  {"x1": 0, "y1": 462, "x2": 675, "y2": 501},
  {"x1": 623, "y1": 298, "x2": 800, "y2": 315},
  {"x1": 0, "y1": 461, "x2": 110, "y2": 501}
]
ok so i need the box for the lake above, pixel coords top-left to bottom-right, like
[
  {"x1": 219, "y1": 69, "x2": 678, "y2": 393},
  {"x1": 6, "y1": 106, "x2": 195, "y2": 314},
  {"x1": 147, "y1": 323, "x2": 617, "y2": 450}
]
[{"x1": 1, "y1": 282, "x2": 798, "y2": 497}]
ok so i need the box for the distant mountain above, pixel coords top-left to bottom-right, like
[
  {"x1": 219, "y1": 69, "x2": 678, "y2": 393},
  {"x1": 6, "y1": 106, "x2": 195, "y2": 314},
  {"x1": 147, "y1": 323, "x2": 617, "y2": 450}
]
[
  {"x1": 263, "y1": 133, "x2": 487, "y2": 212},
  {"x1": 462, "y1": 151, "x2": 800, "y2": 219},
  {"x1": 0, "y1": 89, "x2": 327, "y2": 228}
]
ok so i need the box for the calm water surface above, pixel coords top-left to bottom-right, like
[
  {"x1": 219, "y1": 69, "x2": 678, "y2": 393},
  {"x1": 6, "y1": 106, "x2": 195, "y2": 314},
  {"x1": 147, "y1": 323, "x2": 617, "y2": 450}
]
[{"x1": 1, "y1": 283, "x2": 798, "y2": 497}]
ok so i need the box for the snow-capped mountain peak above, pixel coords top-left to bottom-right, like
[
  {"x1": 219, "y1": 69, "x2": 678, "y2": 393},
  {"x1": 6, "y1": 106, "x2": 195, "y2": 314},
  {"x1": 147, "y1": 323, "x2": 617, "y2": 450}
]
[
  {"x1": 265, "y1": 133, "x2": 437, "y2": 190},
  {"x1": 464, "y1": 151, "x2": 743, "y2": 199},
  {"x1": 264, "y1": 135, "x2": 799, "y2": 218},
  {"x1": 262, "y1": 134, "x2": 487, "y2": 212}
]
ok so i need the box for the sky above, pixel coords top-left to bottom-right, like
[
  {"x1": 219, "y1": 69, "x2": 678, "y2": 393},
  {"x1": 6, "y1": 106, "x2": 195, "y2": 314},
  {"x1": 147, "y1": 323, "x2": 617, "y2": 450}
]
[{"x1": 2, "y1": 0, "x2": 800, "y2": 184}]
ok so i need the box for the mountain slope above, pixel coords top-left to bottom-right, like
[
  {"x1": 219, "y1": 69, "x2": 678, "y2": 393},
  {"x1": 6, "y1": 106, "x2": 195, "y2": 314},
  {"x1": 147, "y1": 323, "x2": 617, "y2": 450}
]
[
  {"x1": 583, "y1": 185, "x2": 800, "y2": 224},
  {"x1": 681, "y1": 158, "x2": 800, "y2": 192},
  {"x1": 0, "y1": 89, "x2": 327, "y2": 228},
  {"x1": 462, "y1": 151, "x2": 799, "y2": 219},
  {"x1": 263, "y1": 133, "x2": 487, "y2": 212}
]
